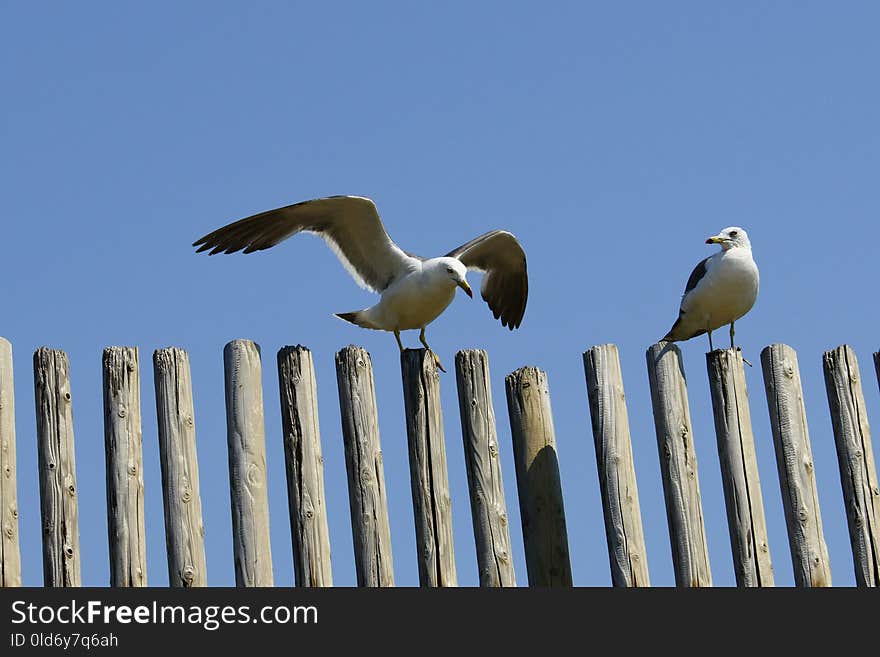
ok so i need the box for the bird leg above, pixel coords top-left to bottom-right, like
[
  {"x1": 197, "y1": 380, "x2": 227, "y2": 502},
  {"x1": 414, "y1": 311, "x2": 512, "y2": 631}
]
[
  {"x1": 707, "y1": 328, "x2": 714, "y2": 352},
  {"x1": 419, "y1": 328, "x2": 446, "y2": 373},
  {"x1": 394, "y1": 329, "x2": 404, "y2": 353},
  {"x1": 729, "y1": 322, "x2": 735, "y2": 349}
]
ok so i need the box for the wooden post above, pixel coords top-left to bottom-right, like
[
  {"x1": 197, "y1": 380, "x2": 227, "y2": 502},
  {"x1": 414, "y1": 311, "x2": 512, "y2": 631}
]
[
  {"x1": 646, "y1": 343, "x2": 712, "y2": 587},
  {"x1": 102, "y1": 347, "x2": 147, "y2": 587},
  {"x1": 153, "y1": 347, "x2": 208, "y2": 587},
  {"x1": 33, "y1": 347, "x2": 81, "y2": 587},
  {"x1": 584, "y1": 344, "x2": 650, "y2": 587},
  {"x1": 400, "y1": 348, "x2": 457, "y2": 587},
  {"x1": 0, "y1": 338, "x2": 21, "y2": 587},
  {"x1": 277, "y1": 345, "x2": 332, "y2": 587},
  {"x1": 505, "y1": 366, "x2": 572, "y2": 586},
  {"x1": 454, "y1": 349, "x2": 515, "y2": 587},
  {"x1": 706, "y1": 348, "x2": 774, "y2": 586},
  {"x1": 223, "y1": 339, "x2": 273, "y2": 587},
  {"x1": 823, "y1": 345, "x2": 880, "y2": 586},
  {"x1": 761, "y1": 344, "x2": 832, "y2": 587},
  {"x1": 335, "y1": 346, "x2": 394, "y2": 587}
]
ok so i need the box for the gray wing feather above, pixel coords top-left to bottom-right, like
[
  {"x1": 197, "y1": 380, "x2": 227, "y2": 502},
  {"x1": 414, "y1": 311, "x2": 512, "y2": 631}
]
[
  {"x1": 193, "y1": 195, "x2": 418, "y2": 292},
  {"x1": 446, "y1": 230, "x2": 528, "y2": 329}
]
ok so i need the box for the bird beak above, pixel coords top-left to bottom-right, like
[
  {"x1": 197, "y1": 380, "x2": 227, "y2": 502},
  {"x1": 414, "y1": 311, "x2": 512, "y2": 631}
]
[
  {"x1": 706, "y1": 235, "x2": 725, "y2": 244},
  {"x1": 458, "y1": 280, "x2": 473, "y2": 298}
]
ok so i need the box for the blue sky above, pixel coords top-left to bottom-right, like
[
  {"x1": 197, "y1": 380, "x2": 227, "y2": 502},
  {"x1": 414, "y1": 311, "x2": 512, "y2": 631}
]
[{"x1": 2, "y1": 2, "x2": 878, "y2": 586}]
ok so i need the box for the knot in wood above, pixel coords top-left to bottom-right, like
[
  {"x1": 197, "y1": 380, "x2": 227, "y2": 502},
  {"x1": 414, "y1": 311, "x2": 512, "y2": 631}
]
[
  {"x1": 67, "y1": 484, "x2": 76, "y2": 496},
  {"x1": 181, "y1": 488, "x2": 192, "y2": 503},
  {"x1": 305, "y1": 509, "x2": 314, "y2": 519},
  {"x1": 498, "y1": 551, "x2": 509, "y2": 562},
  {"x1": 47, "y1": 461, "x2": 56, "y2": 471},
  {"x1": 798, "y1": 509, "x2": 808, "y2": 522},
  {"x1": 64, "y1": 392, "x2": 71, "y2": 402},
  {"x1": 118, "y1": 407, "x2": 127, "y2": 418},
  {"x1": 356, "y1": 358, "x2": 365, "y2": 368},
  {"x1": 184, "y1": 414, "x2": 194, "y2": 428},
  {"x1": 488, "y1": 443, "x2": 498, "y2": 458},
  {"x1": 182, "y1": 566, "x2": 196, "y2": 584},
  {"x1": 760, "y1": 541, "x2": 769, "y2": 553},
  {"x1": 784, "y1": 362, "x2": 794, "y2": 378},
  {"x1": 4, "y1": 524, "x2": 13, "y2": 539},
  {"x1": 246, "y1": 463, "x2": 263, "y2": 488},
  {"x1": 804, "y1": 460, "x2": 814, "y2": 472},
  {"x1": 64, "y1": 544, "x2": 74, "y2": 558},
  {"x1": 631, "y1": 553, "x2": 640, "y2": 561},
  {"x1": 855, "y1": 449, "x2": 863, "y2": 459},
  {"x1": 11, "y1": 507, "x2": 18, "y2": 519},
  {"x1": 128, "y1": 463, "x2": 138, "y2": 476}
]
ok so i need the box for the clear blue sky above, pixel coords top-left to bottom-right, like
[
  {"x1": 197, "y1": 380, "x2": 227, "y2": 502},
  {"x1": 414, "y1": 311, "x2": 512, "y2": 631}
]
[{"x1": 2, "y1": 2, "x2": 878, "y2": 586}]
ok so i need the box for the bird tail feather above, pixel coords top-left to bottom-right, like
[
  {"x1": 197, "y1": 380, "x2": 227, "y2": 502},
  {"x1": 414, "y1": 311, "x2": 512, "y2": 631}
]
[{"x1": 334, "y1": 310, "x2": 380, "y2": 330}]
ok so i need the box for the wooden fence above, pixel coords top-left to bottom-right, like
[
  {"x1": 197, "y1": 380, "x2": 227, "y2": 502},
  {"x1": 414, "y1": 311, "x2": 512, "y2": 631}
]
[{"x1": 0, "y1": 335, "x2": 878, "y2": 588}]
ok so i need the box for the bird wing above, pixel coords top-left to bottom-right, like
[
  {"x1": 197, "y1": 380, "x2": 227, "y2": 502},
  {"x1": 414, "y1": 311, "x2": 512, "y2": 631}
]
[
  {"x1": 192, "y1": 195, "x2": 419, "y2": 292},
  {"x1": 682, "y1": 256, "x2": 711, "y2": 300},
  {"x1": 662, "y1": 256, "x2": 713, "y2": 341},
  {"x1": 446, "y1": 230, "x2": 528, "y2": 329}
]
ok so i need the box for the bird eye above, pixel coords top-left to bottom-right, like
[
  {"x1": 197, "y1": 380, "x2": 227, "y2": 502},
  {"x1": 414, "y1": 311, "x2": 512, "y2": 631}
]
[
  {"x1": 446, "y1": 267, "x2": 454, "y2": 274},
  {"x1": 729, "y1": 230, "x2": 738, "y2": 237}
]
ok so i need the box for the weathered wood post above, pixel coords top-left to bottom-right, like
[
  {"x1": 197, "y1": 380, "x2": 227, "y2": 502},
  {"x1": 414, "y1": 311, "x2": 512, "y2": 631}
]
[
  {"x1": 223, "y1": 339, "x2": 273, "y2": 587},
  {"x1": 400, "y1": 348, "x2": 457, "y2": 587},
  {"x1": 153, "y1": 347, "x2": 208, "y2": 587},
  {"x1": 102, "y1": 347, "x2": 147, "y2": 587},
  {"x1": 761, "y1": 344, "x2": 831, "y2": 587},
  {"x1": 0, "y1": 338, "x2": 21, "y2": 586},
  {"x1": 454, "y1": 349, "x2": 515, "y2": 587},
  {"x1": 646, "y1": 343, "x2": 712, "y2": 587},
  {"x1": 335, "y1": 346, "x2": 394, "y2": 586},
  {"x1": 584, "y1": 344, "x2": 650, "y2": 587},
  {"x1": 824, "y1": 345, "x2": 880, "y2": 586},
  {"x1": 33, "y1": 347, "x2": 81, "y2": 587},
  {"x1": 277, "y1": 345, "x2": 332, "y2": 587},
  {"x1": 505, "y1": 366, "x2": 572, "y2": 586},
  {"x1": 706, "y1": 348, "x2": 774, "y2": 586}
]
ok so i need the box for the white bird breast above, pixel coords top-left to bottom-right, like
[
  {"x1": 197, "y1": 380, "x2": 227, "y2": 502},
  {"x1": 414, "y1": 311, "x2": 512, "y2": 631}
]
[
  {"x1": 370, "y1": 269, "x2": 459, "y2": 331},
  {"x1": 683, "y1": 250, "x2": 759, "y2": 329}
]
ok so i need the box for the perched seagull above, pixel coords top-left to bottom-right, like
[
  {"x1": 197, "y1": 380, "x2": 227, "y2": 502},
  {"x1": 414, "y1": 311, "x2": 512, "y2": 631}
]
[
  {"x1": 193, "y1": 195, "x2": 528, "y2": 371},
  {"x1": 662, "y1": 226, "x2": 759, "y2": 352}
]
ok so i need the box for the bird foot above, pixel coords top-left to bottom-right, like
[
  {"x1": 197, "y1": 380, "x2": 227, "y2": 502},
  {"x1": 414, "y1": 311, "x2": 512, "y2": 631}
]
[{"x1": 429, "y1": 350, "x2": 447, "y2": 373}]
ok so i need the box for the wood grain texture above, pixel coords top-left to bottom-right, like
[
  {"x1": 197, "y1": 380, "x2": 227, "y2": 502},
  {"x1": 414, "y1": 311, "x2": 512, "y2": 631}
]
[
  {"x1": 277, "y1": 345, "x2": 332, "y2": 587},
  {"x1": 584, "y1": 344, "x2": 650, "y2": 587},
  {"x1": 454, "y1": 349, "x2": 515, "y2": 587},
  {"x1": 0, "y1": 338, "x2": 21, "y2": 587},
  {"x1": 33, "y1": 347, "x2": 81, "y2": 587},
  {"x1": 761, "y1": 344, "x2": 831, "y2": 587},
  {"x1": 505, "y1": 366, "x2": 572, "y2": 586},
  {"x1": 335, "y1": 346, "x2": 394, "y2": 587},
  {"x1": 400, "y1": 348, "x2": 457, "y2": 587},
  {"x1": 645, "y1": 343, "x2": 711, "y2": 587},
  {"x1": 102, "y1": 347, "x2": 147, "y2": 587},
  {"x1": 153, "y1": 347, "x2": 207, "y2": 587},
  {"x1": 824, "y1": 345, "x2": 880, "y2": 586},
  {"x1": 223, "y1": 340, "x2": 273, "y2": 587},
  {"x1": 706, "y1": 348, "x2": 774, "y2": 587}
]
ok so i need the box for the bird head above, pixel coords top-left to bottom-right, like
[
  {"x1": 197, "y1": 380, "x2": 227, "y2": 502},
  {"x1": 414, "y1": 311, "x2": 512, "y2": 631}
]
[
  {"x1": 706, "y1": 226, "x2": 750, "y2": 251},
  {"x1": 441, "y1": 258, "x2": 472, "y2": 298}
]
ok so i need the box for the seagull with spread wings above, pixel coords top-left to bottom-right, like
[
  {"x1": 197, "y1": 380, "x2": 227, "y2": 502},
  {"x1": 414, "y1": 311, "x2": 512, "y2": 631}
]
[{"x1": 193, "y1": 195, "x2": 528, "y2": 371}]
